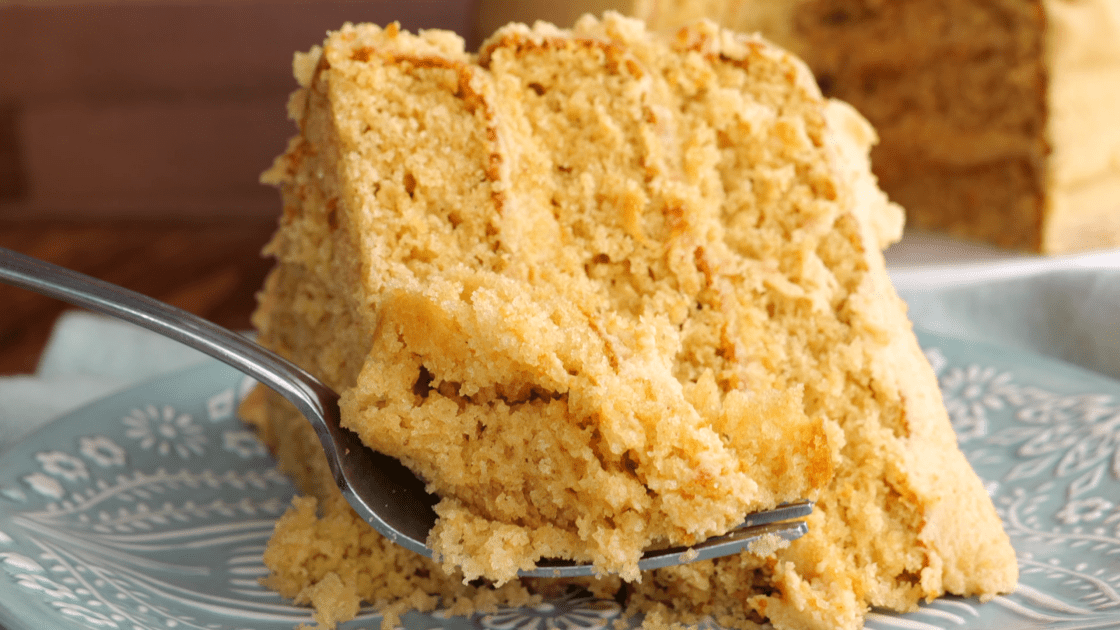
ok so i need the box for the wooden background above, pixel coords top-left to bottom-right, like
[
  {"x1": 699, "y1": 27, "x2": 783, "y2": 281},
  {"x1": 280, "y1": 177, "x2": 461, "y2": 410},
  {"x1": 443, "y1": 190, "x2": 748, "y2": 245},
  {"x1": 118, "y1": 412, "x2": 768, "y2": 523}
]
[{"x1": 0, "y1": 0, "x2": 478, "y2": 374}]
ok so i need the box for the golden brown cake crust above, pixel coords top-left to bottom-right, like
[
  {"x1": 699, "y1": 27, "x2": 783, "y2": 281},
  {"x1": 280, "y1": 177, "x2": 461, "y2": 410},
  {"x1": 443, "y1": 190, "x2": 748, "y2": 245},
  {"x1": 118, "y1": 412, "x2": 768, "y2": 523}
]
[{"x1": 251, "y1": 12, "x2": 1016, "y2": 630}]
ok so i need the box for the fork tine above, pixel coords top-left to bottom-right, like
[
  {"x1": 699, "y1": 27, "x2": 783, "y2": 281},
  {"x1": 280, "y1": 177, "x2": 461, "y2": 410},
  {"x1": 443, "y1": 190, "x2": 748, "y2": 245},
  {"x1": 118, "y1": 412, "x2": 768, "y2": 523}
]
[
  {"x1": 739, "y1": 499, "x2": 814, "y2": 527},
  {"x1": 520, "y1": 503, "x2": 813, "y2": 578}
]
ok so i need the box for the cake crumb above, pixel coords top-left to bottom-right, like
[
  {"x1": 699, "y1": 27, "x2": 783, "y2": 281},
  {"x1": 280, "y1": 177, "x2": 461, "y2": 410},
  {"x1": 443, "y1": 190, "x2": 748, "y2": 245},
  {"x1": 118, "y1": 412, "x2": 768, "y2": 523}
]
[{"x1": 746, "y1": 532, "x2": 790, "y2": 558}]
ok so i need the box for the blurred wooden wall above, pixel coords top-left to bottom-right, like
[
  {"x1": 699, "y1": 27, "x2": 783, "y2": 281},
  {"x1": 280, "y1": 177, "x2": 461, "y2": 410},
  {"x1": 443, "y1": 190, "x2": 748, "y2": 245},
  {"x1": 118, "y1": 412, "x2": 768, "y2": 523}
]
[
  {"x1": 0, "y1": 1, "x2": 477, "y2": 375},
  {"x1": 0, "y1": 0, "x2": 478, "y2": 220}
]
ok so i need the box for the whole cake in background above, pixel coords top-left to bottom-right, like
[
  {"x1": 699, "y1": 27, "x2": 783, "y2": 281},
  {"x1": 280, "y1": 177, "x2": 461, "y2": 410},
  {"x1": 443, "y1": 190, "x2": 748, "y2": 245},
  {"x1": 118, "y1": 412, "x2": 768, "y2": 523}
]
[
  {"x1": 482, "y1": 0, "x2": 1120, "y2": 254},
  {"x1": 244, "y1": 12, "x2": 1017, "y2": 630},
  {"x1": 634, "y1": 0, "x2": 1120, "y2": 253}
]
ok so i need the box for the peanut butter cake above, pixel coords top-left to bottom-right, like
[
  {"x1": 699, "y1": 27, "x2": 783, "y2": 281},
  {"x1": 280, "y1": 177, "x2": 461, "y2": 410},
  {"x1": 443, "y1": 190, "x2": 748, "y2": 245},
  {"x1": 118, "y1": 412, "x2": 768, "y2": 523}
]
[
  {"x1": 634, "y1": 0, "x2": 1120, "y2": 253},
  {"x1": 246, "y1": 13, "x2": 1017, "y2": 630}
]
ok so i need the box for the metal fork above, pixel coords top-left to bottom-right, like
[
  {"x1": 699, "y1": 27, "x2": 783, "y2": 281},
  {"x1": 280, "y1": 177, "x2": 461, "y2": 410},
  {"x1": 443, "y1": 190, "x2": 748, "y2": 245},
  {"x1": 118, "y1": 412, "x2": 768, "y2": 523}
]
[{"x1": 0, "y1": 246, "x2": 811, "y2": 577}]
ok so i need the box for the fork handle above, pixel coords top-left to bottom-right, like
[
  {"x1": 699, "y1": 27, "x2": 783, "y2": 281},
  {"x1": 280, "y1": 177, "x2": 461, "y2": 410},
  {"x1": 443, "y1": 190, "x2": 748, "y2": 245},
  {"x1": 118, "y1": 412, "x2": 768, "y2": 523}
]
[{"x1": 0, "y1": 247, "x2": 336, "y2": 423}]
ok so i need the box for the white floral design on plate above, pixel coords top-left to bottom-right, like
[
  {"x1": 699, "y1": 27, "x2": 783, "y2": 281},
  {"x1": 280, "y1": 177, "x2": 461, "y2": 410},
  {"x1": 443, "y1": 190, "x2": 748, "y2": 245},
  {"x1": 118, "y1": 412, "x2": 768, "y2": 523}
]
[
  {"x1": 78, "y1": 435, "x2": 127, "y2": 468},
  {"x1": 939, "y1": 364, "x2": 1018, "y2": 442},
  {"x1": 0, "y1": 375, "x2": 323, "y2": 630},
  {"x1": 222, "y1": 430, "x2": 269, "y2": 459},
  {"x1": 122, "y1": 404, "x2": 206, "y2": 459},
  {"x1": 35, "y1": 451, "x2": 89, "y2": 482},
  {"x1": 21, "y1": 473, "x2": 64, "y2": 500},
  {"x1": 477, "y1": 588, "x2": 621, "y2": 630}
]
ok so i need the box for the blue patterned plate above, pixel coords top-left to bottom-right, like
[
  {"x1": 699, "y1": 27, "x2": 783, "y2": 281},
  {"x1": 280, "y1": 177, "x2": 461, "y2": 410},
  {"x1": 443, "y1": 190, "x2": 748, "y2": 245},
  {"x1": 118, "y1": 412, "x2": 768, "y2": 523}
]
[{"x1": 1, "y1": 329, "x2": 1119, "y2": 630}]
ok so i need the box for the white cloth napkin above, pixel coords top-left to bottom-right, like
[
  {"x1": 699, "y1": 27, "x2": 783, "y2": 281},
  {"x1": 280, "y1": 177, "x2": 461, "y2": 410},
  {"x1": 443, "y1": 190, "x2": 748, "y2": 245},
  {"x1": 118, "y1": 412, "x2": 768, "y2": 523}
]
[
  {"x1": 2, "y1": 232, "x2": 1118, "y2": 452},
  {"x1": 886, "y1": 232, "x2": 1120, "y2": 381}
]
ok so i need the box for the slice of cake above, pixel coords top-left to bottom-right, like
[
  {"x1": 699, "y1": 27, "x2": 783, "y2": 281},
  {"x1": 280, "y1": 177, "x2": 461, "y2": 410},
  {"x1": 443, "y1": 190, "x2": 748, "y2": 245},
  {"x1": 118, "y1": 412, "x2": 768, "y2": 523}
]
[
  {"x1": 248, "y1": 12, "x2": 1017, "y2": 630},
  {"x1": 633, "y1": 0, "x2": 1120, "y2": 253}
]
